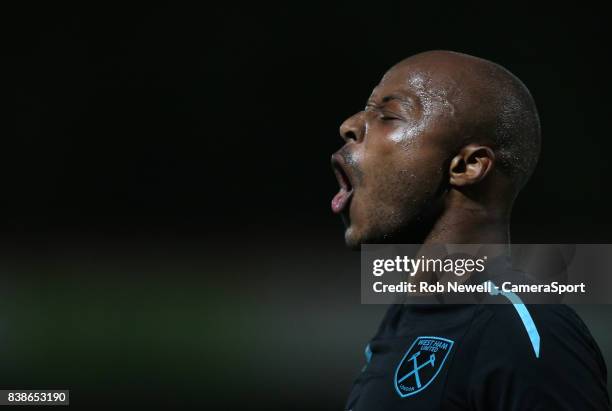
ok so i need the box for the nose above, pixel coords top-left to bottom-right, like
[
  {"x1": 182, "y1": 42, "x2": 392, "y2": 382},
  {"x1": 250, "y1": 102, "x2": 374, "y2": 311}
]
[{"x1": 339, "y1": 112, "x2": 364, "y2": 143}]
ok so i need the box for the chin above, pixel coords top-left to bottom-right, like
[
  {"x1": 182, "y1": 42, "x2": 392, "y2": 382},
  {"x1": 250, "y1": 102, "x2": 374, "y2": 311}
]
[
  {"x1": 344, "y1": 222, "x2": 425, "y2": 248},
  {"x1": 344, "y1": 225, "x2": 386, "y2": 250},
  {"x1": 343, "y1": 226, "x2": 363, "y2": 250}
]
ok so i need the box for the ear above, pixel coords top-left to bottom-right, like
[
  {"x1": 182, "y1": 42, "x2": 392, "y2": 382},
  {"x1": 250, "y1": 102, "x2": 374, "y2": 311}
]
[{"x1": 449, "y1": 144, "x2": 495, "y2": 187}]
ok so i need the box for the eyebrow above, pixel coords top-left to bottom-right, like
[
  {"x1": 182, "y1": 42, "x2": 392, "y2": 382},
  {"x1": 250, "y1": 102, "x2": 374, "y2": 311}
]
[{"x1": 366, "y1": 93, "x2": 415, "y2": 108}]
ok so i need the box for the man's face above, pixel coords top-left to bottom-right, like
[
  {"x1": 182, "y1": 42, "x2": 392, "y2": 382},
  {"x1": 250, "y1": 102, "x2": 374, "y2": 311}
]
[{"x1": 332, "y1": 62, "x2": 457, "y2": 248}]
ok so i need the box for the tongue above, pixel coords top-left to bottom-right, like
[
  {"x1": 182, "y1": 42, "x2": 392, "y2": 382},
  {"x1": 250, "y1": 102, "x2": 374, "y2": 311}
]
[{"x1": 331, "y1": 189, "x2": 351, "y2": 214}]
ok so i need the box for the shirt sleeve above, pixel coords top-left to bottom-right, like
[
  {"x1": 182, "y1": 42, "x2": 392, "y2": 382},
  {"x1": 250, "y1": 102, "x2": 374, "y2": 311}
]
[{"x1": 467, "y1": 305, "x2": 609, "y2": 411}]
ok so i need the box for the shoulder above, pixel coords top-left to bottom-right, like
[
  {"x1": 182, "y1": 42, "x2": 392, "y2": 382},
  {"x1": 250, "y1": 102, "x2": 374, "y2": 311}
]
[
  {"x1": 476, "y1": 304, "x2": 602, "y2": 361},
  {"x1": 460, "y1": 304, "x2": 609, "y2": 410}
]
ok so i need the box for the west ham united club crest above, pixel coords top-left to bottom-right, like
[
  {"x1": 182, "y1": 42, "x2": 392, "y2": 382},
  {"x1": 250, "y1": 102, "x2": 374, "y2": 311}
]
[{"x1": 394, "y1": 336, "x2": 454, "y2": 398}]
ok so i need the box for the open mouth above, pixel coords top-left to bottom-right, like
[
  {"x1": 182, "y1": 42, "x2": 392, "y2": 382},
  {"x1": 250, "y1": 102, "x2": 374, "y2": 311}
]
[{"x1": 331, "y1": 154, "x2": 354, "y2": 215}]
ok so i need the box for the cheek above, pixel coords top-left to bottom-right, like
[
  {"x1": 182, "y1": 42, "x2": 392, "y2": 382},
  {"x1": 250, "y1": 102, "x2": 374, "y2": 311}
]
[
  {"x1": 350, "y1": 123, "x2": 446, "y2": 218},
  {"x1": 360, "y1": 145, "x2": 445, "y2": 211},
  {"x1": 387, "y1": 121, "x2": 424, "y2": 145},
  {"x1": 361, "y1": 129, "x2": 425, "y2": 187},
  {"x1": 364, "y1": 121, "x2": 424, "y2": 159}
]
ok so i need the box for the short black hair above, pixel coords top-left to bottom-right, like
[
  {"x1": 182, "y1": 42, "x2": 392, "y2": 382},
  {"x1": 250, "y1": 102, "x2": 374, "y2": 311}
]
[{"x1": 473, "y1": 59, "x2": 542, "y2": 189}]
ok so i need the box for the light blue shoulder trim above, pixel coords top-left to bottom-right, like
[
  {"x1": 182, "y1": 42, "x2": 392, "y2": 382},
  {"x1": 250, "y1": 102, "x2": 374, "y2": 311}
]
[
  {"x1": 361, "y1": 343, "x2": 372, "y2": 372},
  {"x1": 486, "y1": 281, "x2": 541, "y2": 358},
  {"x1": 364, "y1": 343, "x2": 372, "y2": 363}
]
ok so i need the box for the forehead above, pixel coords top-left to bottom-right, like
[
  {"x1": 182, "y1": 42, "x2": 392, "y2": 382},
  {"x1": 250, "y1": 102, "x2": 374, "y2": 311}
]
[
  {"x1": 372, "y1": 62, "x2": 461, "y2": 111},
  {"x1": 370, "y1": 63, "x2": 435, "y2": 101}
]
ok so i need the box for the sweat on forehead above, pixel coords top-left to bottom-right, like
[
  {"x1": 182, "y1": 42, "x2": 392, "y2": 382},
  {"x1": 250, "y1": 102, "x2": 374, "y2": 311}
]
[{"x1": 371, "y1": 64, "x2": 459, "y2": 122}]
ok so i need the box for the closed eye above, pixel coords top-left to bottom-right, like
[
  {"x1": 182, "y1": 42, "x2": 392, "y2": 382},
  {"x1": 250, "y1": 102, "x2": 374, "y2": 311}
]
[
  {"x1": 380, "y1": 112, "x2": 403, "y2": 121},
  {"x1": 365, "y1": 104, "x2": 405, "y2": 122}
]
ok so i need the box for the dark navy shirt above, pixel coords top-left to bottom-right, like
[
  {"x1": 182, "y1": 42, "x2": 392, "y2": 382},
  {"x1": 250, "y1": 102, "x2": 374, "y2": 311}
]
[{"x1": 345, "y1": 302, "x2": 609, "y2": 410}]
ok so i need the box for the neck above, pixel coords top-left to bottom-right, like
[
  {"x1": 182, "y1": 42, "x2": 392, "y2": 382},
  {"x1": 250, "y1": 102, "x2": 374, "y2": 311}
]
[
  {"x1": 423, "y1": 191, "x2": 511, "y2": 245},
  {"x1": 403, "y1": 189, "x2": 513, "y2": 288}
]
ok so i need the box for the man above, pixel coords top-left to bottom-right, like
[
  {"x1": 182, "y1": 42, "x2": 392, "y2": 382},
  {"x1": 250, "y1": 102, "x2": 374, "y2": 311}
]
[{"x1": 331, "y1": 51, "x2": 609, "y2": 410}]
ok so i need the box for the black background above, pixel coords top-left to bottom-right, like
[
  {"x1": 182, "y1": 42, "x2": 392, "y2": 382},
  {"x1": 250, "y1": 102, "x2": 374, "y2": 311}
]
[
  {"x1": 6, "y1": 4, "x2": 612, "y2": 241},
  {"x1": 4, "y1": 4, "x2": 612, "y2": 409}
]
